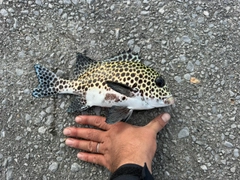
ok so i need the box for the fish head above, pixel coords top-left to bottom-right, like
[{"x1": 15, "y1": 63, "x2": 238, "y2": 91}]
[{"x1": 138, "y1": 72, "x2": 174, "y2": 109}]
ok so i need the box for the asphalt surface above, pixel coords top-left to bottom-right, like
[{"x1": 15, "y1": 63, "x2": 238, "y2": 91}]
[{"x1": 1, "y1": 0, "x2": 240, "y2": 180}]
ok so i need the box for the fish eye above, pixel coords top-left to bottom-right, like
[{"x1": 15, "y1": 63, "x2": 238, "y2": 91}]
[{"x1": 155, "y1": 76, "x2": 165, "y2": 87}]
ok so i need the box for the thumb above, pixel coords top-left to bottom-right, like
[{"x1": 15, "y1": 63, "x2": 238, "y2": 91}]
[{"x1": 145, "y1": 113, "x2": 171, "y2": 134}]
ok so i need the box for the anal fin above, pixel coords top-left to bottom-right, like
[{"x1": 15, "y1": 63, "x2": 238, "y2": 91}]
[
  {"x1": 106, "y1": 106, "x2": 133, "y2": 124},
  {"x1": 67, "y1": 96, "x2": 89, "y2": 113}
]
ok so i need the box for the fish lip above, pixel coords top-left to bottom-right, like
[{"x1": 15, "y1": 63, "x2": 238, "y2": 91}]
[{"x1": 164, "y1": 96, "x2": 175, "y2": 105}]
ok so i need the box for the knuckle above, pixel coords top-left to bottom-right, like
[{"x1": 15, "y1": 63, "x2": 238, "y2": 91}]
[{"x1": 88, "y1": 141, "x2": 94, "y2": 152}]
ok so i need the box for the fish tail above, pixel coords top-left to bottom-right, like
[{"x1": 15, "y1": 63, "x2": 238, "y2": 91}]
[{"x1": 32, "y1": 64, "x2": 65, "y2": 98}]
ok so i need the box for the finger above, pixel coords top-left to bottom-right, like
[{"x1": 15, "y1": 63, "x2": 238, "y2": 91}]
[
  {"x1": 145, "y1": 113, "x2": 171, "y2": 134},
  {"x1": 65, "y1": 138, "x2": 101, "y2": 153},
  {"x1": 75, "y1": 115, "x2": 110, "y2": 131},
  {"x1": 63, "y1": 127, "x2": 104, "y2": 142},
  {"x1": 77, "y1": 152, "x2": 108, "y2": 170}
]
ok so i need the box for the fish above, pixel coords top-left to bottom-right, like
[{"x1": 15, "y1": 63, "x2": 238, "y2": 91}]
[{"x1": 32, "y1": 50, "x2": 174, "y2": 124}]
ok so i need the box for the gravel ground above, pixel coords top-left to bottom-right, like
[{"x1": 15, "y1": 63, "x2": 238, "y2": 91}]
[{"x1": 1, "y1": 0, "x2": 240, "y2": 179}]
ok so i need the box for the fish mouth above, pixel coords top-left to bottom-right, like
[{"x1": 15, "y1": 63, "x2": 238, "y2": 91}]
[{"x1": 164, "y1": 96, "x2": 175, "y2": 105}]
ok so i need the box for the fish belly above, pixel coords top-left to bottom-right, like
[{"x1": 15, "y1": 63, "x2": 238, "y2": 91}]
[{"x1": 85, "y1": 88, "x2": 154, "y2": 110}]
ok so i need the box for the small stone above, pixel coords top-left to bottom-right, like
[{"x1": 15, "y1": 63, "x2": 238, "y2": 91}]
[
  {"x1": 182, "y1": 35, "x2": 191, "y2": 43},
  {"x1": 71, "y1": 163, "x2": 80, "y2": 172},
  {"x1": 16, "y1": 69, "x2": 24, "y2": 76},
  {"x1": 200, "y1": 165, "x2": 207, "y2": 171},
  {"x1": 140, "y1": 11, "x2": 150, "y2": 15},
  {"x1": 90, "y1": 28, "x2": 95, "y2": 33},
  {"x1": 35, "y1": 0, "x2": 42, "y2": 5},
  {"x1": 63, "y1": 0, "x2": 71, "y2": 4},
  {"x1": 18, "y1": 51, "x2": 25, "y2": 58},
  {"x1": 45, "y1": 115, "x2": 54, "y2": 126},
  {"x1": 48, "y1": 162, "x2": 59, "y2": 172},
  {"x1": 133, "y1": 45, "x2": 140, "y2": 53},
  {"x1": 161, "y1": 59, "x2": 166, "y2": 64},
  {"x1": 178, "y1": 127, "x2": 189, "y2": 138},
  {"x1": 87, "y1": 0, "x2": 95, "y2": 5},
  {"x1": 21, "y1": 10, "x2": 29, "y2": 14},
  {"x1": 127, "y1": 39, "x2": 134, "y2": 46},
  {"x1": 233, "y1": 149, "x2": 239, "y2": 157},
  {"x1": 179, "y1": 54, "x2": 186, "y2": 61},
  {"x1": 159, "y1": 7, "x2": 165, "y2": 14},
  {"x1": 46, "y1": 106, "x2": 53, "y2": 114},
  {"x1": 203, "y1": 11, "x2": 209, "y2": 17},
  {"x1": 174, "y1": 76, "x2": 182, "y2": 83},
  {"x1": 0, "y1": 9, "x2": 8, "y2": 16},
  {"x1": 223, "y1": 141, "x2": 233, "y2": 148},
  {"x1": 25, "y1": 114, "x2": 31, "y2": 121},
  {"x1": 72, "y1": 0, "x2": 79, "y2": 4},
  {"x1": 6, "y1": 167, "x2": 13, "y2": 180},
  {"x1": 38, "y1": 126, "x2": 47, "y2": 134},
  {"x1": 0, "y1": 153, "x2": 3, "y2": 159},
  {"x1": 186, "y1": 61, "x2": 194, "y2": 72},
  {"x1": 183, "y1": 73, "x2": 191, "y2": 80},
  {"x1": 230, "y1": 166, "x2": 236, "y2": 173}
]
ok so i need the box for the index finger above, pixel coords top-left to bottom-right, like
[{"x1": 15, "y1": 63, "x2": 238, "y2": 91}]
[{"x1": 75, "y1": 115, "x2": 111, "y2": 131}]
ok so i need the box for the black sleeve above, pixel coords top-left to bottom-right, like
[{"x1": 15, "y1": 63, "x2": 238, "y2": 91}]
[{"x1": 110, "y1": 163, "x2": 154, "y2": 180}]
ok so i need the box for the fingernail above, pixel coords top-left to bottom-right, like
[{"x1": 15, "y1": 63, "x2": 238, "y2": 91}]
[
  {"x1": 77, "y1": 153, "x2": 84, "y2": 160},
  {"x1": 65, "y1": 138, "x2": 74, "y2": 146},
  {"x1": 162, "y1": 113, "x2": 170, "y2": 123},
  {"x1": 63, "y1": 128, "x2": 71, "y2": 136},
  {"x1": 75, "y1": 117, "x2": 82, "y2": 123}
]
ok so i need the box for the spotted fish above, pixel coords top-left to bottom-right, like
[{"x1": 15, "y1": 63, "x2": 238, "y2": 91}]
[{"x1": 32, "y1": 50, "x2": 174, "y2": 123}]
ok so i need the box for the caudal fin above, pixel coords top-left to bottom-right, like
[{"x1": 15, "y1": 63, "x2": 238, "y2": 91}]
[{"x1": 32, "y1": 64, "x2": 60, "y2": 98}]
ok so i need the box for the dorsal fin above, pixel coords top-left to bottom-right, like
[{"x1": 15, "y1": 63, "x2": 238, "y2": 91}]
[
  {"x1": 104, "y1": 49, "x2": 141, "y2": 63},
  {"x1": 74, "y1": 53, "x2": 97, "y2": 78}
]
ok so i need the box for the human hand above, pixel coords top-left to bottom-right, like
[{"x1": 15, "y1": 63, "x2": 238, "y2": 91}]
[{"x1": 63, "y1": 113, "x2": 170, "y2": 173}]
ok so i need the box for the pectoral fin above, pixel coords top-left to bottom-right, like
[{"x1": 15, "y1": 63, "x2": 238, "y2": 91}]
[
  {"x1": 106, "y1": 81, "x2": 134, "y2": 97},
  {"x1": 106, "y1": 106, "x2": 133, "y2": 124}
]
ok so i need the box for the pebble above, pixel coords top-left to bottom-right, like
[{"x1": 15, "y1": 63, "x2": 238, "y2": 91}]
[
  {"x1": 46, "y1": 106, "x2": 53, "y2": 114},
  {"x1": 0, "y1": 153, "x2": 3, "y2": 159},
  {"x1": 48, "y1": 162, "x2": 59, "y2": 172},
  {"x1": 140, "y1": 11, "x2": 150, "y2": 15},
  {"x1": 174, "y1": 76, "x2": 182, "y2": 83},
  {"x1": 182, "y1": 35, "x2": 191, "y2": 43},
  {"x1": 186, "y1": 61, "x2": 194, "y2": 72},
  {"x1": 18, "y1": 51, "x2": 25, "y2": 58},
  {"x1": 6, "y1": 167, "x2": 13, "y2": 180},
  {"x1": 233, "y1": 149, "x2": 239, "y2": 157},
  {"x1": 0, "y1": 9, "x2": 8, "y2": 16},
  {"x1": 178, "y1": 127, "x2": 189, "y2": 138},
  {"x1": 25, "y1": 114, "x2": 31, "y2": 121},
  {"x1": 71, "y1": 163, "x2": 81, "y2": 172},
  {"x1": 203, "y1": 11, "x2": 209, "y2": 17},
  {"x1": 127, "y1": 39, "x2": 134, "y2": 46},
  {"x1": 183, "y1": 73, "x2": 191, "y2": 80},
  {"x1": 16, "y1": 69, "x2": 24, "y2": 76},
  {"x1": 38, "y1": 126, "x2": 47, "y2": 134},
  {"x1": 35, "y1": 0, "x2": 42, "y2": 5},
  {"x1": 45, "y1": 115, "x2": 54, "y2": 126},
  {"x1": 133, "y1": 45, "x2": 140, "y2": 53},
  {"x1": 200, "y1": 165, "x2": 207, "y2": 171},
  {"x1": 63, "y1": 0, "x2": 71, "y2": 4},
  {"x1": 223, "y1": 141, "x2": 233, "y2": 148},
  {"x1": 230, "y1": 166, "x2": 236, "y2": 173}
]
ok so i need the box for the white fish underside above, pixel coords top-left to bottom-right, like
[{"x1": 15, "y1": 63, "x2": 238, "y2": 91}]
[{"x1": 59, "y1": 87, "x2": 166, "y2": 110}]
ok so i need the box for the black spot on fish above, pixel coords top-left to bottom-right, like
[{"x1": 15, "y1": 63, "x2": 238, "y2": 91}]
[{"x1": 59, "y1": 85, "x2": 63, "y2": 89}]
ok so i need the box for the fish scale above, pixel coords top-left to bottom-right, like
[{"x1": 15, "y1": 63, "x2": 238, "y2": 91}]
[{"x1": 32, "y1": 51, "x2": 174, "y2": 124}]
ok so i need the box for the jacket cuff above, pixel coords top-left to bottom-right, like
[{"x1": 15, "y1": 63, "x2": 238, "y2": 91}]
[{"x1": 110, "y1": 163, "x2": 154, "y2": 180}]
